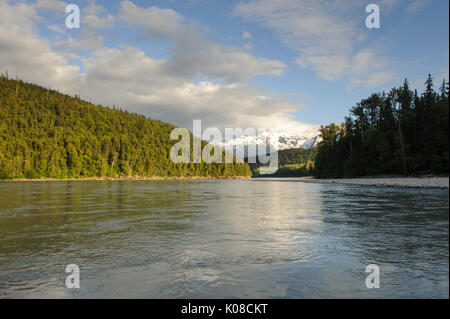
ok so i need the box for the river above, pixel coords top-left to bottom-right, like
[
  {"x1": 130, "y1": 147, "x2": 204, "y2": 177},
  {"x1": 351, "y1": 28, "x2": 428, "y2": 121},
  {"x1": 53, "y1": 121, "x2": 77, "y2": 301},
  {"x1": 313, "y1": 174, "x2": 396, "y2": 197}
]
[{"x1": 0, "y1": 180, "x2": 448, "y2": 298}]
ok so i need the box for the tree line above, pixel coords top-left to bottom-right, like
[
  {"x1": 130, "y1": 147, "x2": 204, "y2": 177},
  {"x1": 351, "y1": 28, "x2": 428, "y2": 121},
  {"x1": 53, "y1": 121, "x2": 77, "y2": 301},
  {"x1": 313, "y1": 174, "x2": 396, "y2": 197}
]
[
  {"x1": 0, "y1": 76, "x2": 251, "y2": 179},
  {"x1": 248, "y1": 147, "x2": 316, "y2": 177},
  {"x1": 314, "y1": 75, "x2": 449, "y2": 178}
]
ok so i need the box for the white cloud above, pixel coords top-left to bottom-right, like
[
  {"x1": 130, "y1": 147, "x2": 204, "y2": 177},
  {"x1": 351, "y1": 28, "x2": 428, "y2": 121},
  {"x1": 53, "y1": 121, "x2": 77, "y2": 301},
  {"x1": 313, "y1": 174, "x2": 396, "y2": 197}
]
[
  {"x1": 405, "y1": 0, "x2": 432, "y2": 14},
  {"x1": 0, "y1": 0, "x2": 79, "y2": 90},
  {"x1": 51, "y1": 2, "x2": 117, "y2": 57},
  {"x1": 379, "y1": 0, "x2": 402, "y2": 12},
  {"x1": 84, "y1": 3, "x2": 115, "y2": 28},
  {"x1": 119, "y1": 0, "x2": 185, "y2": 39},
  {"x1": 32, "y1": 0, "x2": 67, "y2": 12},
  {"x1": 0, "y1": 0, "x2": 318, "y2": 138},
  {"x1": 242, "y1": 31, "x2": 252, "y2": 39},
  {"x1": 347, "y1": 48, "x2": 394, "y2": 88},
  {"x1": 120, "y1": 1, "x2": 286, "y2": 82},
  {"x1": 48, "y1": 24, "x2": 65, "y2": 35},
  {"x1": 234, "y1": 0, "x2": 395, "y2": 88},
  {"x1": 78, "y1": 45, "x2": 313, "y2": 135},
  {"x1": 168, "y1": 42, "x2": 285, "y2": 82},
  {"x1": 56, "y1": 29, "x2": 105, "y2": 54}
]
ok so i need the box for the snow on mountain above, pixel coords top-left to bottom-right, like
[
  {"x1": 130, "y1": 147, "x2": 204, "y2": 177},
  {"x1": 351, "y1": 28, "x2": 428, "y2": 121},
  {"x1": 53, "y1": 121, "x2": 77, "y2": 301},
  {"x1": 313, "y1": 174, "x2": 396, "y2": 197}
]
[
  {"x1": 300, "y1": 136, "x2": 322, "y2": 149},
  {"x1": 213, "y1": 130, "x2": 321, "y2": 154}
]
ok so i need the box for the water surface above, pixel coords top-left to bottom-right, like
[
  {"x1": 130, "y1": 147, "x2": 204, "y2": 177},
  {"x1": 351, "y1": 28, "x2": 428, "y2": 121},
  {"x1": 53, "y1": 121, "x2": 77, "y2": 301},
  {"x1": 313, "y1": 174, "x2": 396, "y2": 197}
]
[{"x1": 0, "y1": 180, "x2": 448, "y2": 298}]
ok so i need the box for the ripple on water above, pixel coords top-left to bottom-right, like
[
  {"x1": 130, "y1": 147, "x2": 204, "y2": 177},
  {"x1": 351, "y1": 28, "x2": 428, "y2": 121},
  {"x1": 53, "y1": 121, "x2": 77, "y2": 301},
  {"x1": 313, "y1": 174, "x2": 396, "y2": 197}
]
[{"x1": 0, "y1": 180, "x2": 448, "y2": 298}]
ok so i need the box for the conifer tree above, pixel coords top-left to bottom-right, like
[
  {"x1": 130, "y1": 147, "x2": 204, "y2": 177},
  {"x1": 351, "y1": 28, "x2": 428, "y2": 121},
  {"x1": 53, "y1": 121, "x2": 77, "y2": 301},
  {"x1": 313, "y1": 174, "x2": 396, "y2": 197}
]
[
  {"x1": 0, "y1": 77, "x2": 252, "y2": 179},
  {"x1": 314, "y1": 74, "x2": 449, "y2": 177}
]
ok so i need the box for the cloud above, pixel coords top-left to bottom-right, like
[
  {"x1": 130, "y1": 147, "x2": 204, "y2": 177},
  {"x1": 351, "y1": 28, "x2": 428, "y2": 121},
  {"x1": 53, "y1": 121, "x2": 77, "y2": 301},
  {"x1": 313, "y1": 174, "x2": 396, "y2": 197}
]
[
  {"x1": 79, "y1": 45, "x2": 312, "y2": 135},
  {"x1": 32, "y1": 0, "x2": 67, "y2": 12},
  {"x1": 83, "y1": 2, "x2": 115, "y2": 28},
  {"x1": 242, "y1": 31, "x2": 252, "y2": 39},
  {"x1": 347, "y1": 48, "x2": 394, "y2": 88},
  {"x1": 405, "y1": 0, "x2": 432, "y2": 14},
  {"x1": 56, "y1": 29, "x2": 105, "y2": 54},
  {"x1": 168, "y1": 42, "x2": 285, "y2": 82},
  {"x1": 379, "y1": 0, "x2": 402, "y2": 12},
  {"x1": 234, "y1": 0, "x2": 395, "y2": 88},
  {"x1": 48, "y1": 24, "x2": 65, "y2": 35},
  {"x1": 0, "y1": 0, "x2": 79, "y2": 90},
  {"x1": 0, "y1": 0, "x2": 318, "y2": 138},
  {"x1": 119, "y1": 0, "x2": 185, "y2": 39},
  {"x1": 120, "y1": 1, "x2": 286, "y2": 82}
]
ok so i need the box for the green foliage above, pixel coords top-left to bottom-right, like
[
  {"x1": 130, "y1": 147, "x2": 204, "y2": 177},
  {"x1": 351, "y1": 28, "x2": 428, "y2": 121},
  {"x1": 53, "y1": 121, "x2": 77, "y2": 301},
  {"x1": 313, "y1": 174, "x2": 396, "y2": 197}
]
[
  {"x1": 248, "y1": 148, "x2": 316, "y2": 177},
  {"x1": 314, "y1": 75, "x2": 449, "y2": 178},
  {"x1": 272, "y1": 161, "x2": 315, "y2": 177},
  {"x1": 0, "y1": 77, "x2": 251, "y2": 179}
]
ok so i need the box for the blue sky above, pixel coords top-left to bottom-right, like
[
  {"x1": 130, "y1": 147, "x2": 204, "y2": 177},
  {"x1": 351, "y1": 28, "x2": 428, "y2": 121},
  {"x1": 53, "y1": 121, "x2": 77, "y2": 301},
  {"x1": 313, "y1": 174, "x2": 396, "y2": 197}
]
[{"x1": 1, "y1": 0, "x2": 449, "y2": 136}]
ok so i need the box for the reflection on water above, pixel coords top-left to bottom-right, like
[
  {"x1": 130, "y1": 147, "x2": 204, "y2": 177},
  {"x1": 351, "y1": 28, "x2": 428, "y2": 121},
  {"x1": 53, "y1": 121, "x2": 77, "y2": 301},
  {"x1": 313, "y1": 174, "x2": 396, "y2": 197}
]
[{"x1": 0, "y1": 180, "x2": 448, "y2": 298}]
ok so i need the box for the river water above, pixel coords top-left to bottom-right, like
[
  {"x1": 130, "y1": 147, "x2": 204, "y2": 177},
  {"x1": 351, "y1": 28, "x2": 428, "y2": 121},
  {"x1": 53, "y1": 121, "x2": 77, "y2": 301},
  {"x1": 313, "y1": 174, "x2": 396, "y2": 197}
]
[{"x1": 0, "y1": 180, "x2": 448, "y2": 298}]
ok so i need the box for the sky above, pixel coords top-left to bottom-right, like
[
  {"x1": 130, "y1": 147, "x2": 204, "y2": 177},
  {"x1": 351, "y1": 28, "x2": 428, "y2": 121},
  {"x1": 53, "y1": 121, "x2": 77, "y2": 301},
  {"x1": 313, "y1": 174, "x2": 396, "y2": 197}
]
[{"x1": 0, "y1": 0, "x2": 448, "y2": 138}]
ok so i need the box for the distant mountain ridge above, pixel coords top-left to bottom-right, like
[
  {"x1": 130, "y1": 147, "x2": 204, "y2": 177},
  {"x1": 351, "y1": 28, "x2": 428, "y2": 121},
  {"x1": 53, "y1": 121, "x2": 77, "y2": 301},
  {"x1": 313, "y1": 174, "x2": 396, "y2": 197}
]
[
  {"x1": 215, "y1": 131, "x2": 321, "y2": 156},
  {"x1": 300, "y1": 136, "x2": 322, "y2": 149}
]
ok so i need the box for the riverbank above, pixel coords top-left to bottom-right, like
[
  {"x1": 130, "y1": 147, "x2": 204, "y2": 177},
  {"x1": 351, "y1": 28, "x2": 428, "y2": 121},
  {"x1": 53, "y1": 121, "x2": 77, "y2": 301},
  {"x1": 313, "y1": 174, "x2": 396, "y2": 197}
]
[
  {"x1": 1, "y1": 176, "x2": 251, "y2": 182},
  {"x1": 3, "y1": 176, "x2": 448, "y2": 188},
  {"x1": 257, "y1": 176, "x2": 449, "y2": 189}
]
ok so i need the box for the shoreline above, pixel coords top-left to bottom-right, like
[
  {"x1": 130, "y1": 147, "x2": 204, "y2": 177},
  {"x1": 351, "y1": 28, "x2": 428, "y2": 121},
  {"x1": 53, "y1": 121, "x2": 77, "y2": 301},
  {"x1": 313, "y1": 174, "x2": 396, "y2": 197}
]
[
  {"x1": 256, "y1": 176, "x2": 449, "y2": 189},
  {"x1": 1, "y1": 176, "x2": 448, "y2": 188},
  {"x1": 1, "y1": 176, "x2": 251, "y2": 182}
]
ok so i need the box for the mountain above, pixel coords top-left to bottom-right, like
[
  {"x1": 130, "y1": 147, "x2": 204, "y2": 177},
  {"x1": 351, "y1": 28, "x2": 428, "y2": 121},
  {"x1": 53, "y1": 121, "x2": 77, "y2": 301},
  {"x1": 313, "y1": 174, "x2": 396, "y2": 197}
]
[
  {"x1": 0, "y1": 77, "x2": 251, "y2": 179},
  {"x1": 215, "y1": 130, "x2": 321, "y2": 156},
  {"x1": 300, "y1": 136, "x2": 322, "y2": 149}
]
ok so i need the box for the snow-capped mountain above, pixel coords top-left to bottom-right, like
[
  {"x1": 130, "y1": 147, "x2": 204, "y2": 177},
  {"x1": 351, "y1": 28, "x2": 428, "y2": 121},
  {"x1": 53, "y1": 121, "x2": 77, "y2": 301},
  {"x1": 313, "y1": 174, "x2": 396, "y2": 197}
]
[
  {"x1": 300, "y1": 136, "x2": 322, "y2": 149},
  {"x1": 213, "y1": 131, "x2": 321, "y2": 154}
]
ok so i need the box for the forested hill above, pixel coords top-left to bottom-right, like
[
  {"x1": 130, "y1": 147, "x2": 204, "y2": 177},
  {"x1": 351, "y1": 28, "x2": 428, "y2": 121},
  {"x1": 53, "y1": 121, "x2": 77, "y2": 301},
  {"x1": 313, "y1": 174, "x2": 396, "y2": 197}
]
[
  {"x1": 247, "y1": 147, "x2": 316, "y2": 177},
  {"x1": 0, "y1": 76, "x2": 251, "y2": 179},
  {"x1": 314, "y1": 75, "x2": 449, "y2": 178}
]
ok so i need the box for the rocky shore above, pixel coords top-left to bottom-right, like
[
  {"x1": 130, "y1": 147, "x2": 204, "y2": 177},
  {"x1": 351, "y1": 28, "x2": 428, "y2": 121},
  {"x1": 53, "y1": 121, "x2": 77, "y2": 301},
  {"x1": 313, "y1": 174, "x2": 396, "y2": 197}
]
[{"x1": 270, "y1": 176, "x2": 449, "y2": 189}]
